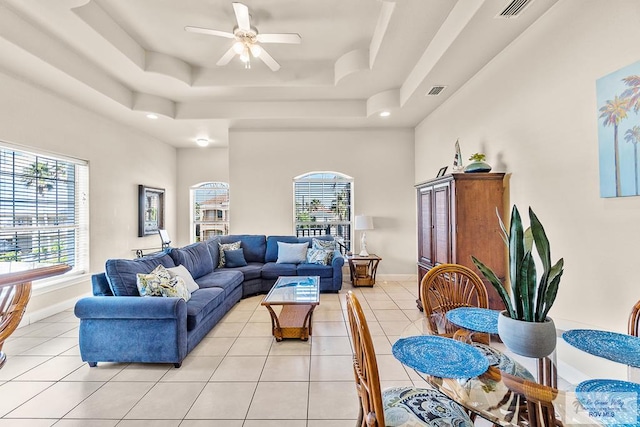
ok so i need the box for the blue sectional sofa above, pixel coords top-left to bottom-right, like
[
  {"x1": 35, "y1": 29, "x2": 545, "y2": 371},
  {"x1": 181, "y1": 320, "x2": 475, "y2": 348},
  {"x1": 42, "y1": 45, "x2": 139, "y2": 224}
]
[{"x1": 75, "y1": 234, "x2": 344, "y2": 367}]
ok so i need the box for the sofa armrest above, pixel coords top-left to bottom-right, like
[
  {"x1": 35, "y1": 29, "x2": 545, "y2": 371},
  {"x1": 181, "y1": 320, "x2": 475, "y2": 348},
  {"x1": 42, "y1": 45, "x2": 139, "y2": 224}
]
[
  {"x1": 331, "y1": 250, "x2": 345, "y2": 268},
  {"x1": 74, "y1": 296, "x2": 188, "y2": 367},
  {"x1": 75, "y1": 296, "x2": 186, "y2": 320}
]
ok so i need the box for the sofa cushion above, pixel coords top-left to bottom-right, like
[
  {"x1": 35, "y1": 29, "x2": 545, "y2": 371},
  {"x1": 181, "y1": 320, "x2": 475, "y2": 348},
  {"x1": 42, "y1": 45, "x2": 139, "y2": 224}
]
[
  {"x1": 105, "y1": 252, "x2": 176, "y2": 296},
  {"x1": 185, "y1": 287, "x2": 226, "y2": 331},
  {"x1": 312, "y1": 237, "x2": 336, "y2": 251},
  {"x1": 136, "y1": 265, "x2": 191, "y2": 301},
  {"x1": 220, "y1": 235, "x2": 267, "y2": 263},
  {"x1": 169, "y1": 242, "x2": 214, "y2": 280},
  {"x1": 224, "y1": 248, "x2": 248, "y2": 268},
  {"x1": 167, "y1": 265, "x2": 200, "y2": 293},
  {"x1": 296, "y1": 263, "x2": 334, "y2": 278},
  {"x1": 196, "y1": 269, "x2": 244, "y2": 298},
  {"x1": 265, "y1": 236, "x2": 299, "y2": 262},
  {"x1": 224, "y1": 262, "x2": 263, "y2": 281},
  {"x1": 306, "y1": 248, "x2": 333, "y2": 265},
  {"x1": 205, "y1": 237, "x2": 221, "y2": 270},
  {"x1": 261, "y1": 262, "x2": 297, "y2": 279},
  {"x1": 218, "y1": 241, "x2": 241, "y2": 268},
  {"x1": 277, "y1": 242, "x2": 308, "y2": 264}
]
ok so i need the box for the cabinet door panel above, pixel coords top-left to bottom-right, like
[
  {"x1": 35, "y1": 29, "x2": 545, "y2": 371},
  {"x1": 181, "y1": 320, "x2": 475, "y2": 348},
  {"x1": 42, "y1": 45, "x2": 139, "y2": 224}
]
[
  {"x1": 418, "y1": 188, "x2": 433, "y2": 265},
  {"x1": 433, "y1": 185, "x2": 450, "y2": 265}
]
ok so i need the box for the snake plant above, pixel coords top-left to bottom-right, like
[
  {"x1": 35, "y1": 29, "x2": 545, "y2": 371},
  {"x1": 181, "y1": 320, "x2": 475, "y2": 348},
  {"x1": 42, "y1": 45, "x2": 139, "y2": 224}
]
[{"x1": 472, "y1": 205, "x2": 564, "y2": 323}]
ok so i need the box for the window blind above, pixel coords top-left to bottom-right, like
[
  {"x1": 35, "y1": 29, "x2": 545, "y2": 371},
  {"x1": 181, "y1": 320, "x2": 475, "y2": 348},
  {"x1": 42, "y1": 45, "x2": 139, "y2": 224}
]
[
  {"x1": 0, "y1": 144, "x2": 88, "y2": 275},
  {"x1": 293, "y1": 172, "x2": 353, "y2": 251}
]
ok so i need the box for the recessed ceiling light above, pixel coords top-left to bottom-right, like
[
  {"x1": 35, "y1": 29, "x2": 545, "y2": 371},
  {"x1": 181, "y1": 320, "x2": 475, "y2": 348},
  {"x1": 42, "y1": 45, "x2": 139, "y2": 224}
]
[
  {"x1": 379, "y1": 111, "x2": 391, "y2": 117},
  {"x1": 146, "y1": 113, "x2": 159, "y2": 120},
  {"x1": 196, "y1": 138, "x2": 210, "y2": 147}
]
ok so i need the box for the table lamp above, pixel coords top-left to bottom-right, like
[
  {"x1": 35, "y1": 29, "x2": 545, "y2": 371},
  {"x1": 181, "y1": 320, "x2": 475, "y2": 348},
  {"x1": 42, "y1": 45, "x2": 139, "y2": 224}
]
[{"x1": 354, "y1": 215, "x2": 374, "y2": 256}]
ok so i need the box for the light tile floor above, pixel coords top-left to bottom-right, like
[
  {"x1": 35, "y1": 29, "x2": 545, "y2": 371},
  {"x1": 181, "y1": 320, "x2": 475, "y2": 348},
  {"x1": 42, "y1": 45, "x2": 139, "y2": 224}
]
[{"x1": 0, "y1": 279, "x2": 438, "y2": 426}]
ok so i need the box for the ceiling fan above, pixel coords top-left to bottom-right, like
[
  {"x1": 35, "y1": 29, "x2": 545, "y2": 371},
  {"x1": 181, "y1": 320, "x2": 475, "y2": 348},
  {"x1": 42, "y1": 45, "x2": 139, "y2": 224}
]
[{"x1": 185, "y1": 2, "x2": 301, "y2": 71}]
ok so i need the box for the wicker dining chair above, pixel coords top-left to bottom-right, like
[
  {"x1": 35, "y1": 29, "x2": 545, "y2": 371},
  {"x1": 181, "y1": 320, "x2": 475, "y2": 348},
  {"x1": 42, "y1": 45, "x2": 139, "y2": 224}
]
[
  {"x1": 0, "y1": 281, "x2": 32, "y2": 368},
  {"x1": 420, "y1": 263, "x2": 490, "y2": 343},
  {"x1": 501, "y1": 371, "x2": 563, "y2": 427},
  {"x1": 628, "y1": 300, "x2": 640, "y2": 337},
  {"x1": 345, "y1": 291, "x2": 474, "y2": 427}
]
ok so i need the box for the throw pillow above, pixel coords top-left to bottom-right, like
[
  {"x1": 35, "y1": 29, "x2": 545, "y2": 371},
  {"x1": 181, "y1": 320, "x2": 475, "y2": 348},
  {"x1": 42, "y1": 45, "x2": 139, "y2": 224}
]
[
  {"x1": 276, "y1": 242, "x2": 309, "y2": 264},
  {"x1": 306, "y1": 248, "x2": 333, "y2": 265},
  {"x1": 224, "y1": 248, "x2": 248, "y2": 268},
  {"x1": 218, "y1": 241, "x2": 241, "y2": 268},
  {"x1": 167, "y1": 264, "x2": 199, "y2": 293},
  {"x1": 136, "y1": 265, "x2": 191, "y2": 301},
  {"x1": 312, "y1": 237, "x2": 335, "y2": 251}
]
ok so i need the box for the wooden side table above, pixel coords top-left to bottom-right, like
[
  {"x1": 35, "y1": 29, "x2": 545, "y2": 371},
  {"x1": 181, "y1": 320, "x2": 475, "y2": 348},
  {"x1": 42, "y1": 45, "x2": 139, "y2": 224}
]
[{"x1": 347, "y1": 254, "x2": 382, "y2": 287}]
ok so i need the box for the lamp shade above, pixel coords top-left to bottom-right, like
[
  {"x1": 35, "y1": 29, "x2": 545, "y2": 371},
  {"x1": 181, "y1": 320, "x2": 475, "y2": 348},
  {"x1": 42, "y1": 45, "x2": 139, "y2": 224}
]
[{"x1": 354, "y1": 215, "x2": 374, "y2": 231}]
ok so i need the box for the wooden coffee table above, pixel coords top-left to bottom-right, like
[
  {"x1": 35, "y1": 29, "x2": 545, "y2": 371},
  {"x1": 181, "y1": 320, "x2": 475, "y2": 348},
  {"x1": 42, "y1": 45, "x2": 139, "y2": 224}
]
[{"x1": 261, "y1": 276, "x2": 320, "y2": 341}]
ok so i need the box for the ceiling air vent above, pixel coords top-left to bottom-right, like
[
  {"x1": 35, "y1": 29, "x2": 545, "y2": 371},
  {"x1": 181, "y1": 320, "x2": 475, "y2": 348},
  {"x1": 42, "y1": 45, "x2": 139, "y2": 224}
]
[
  {"x1": 497, "y1": 0, "x2": 535, "y2": 18},
  {"x1": 426, "y1": 85, "x2": 447, "y2": 96}
]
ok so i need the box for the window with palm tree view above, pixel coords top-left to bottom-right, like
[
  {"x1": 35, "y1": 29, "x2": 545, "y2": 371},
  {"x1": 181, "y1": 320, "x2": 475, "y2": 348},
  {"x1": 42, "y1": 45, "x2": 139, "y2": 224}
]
[
  {"x1": 294, "y1": 172, "x2": 352, "y2": 252},
  {"x1": 0, "y1": 144, "x2": 88, "y2": 275},
  {"x1": 192, "y1": 182, "x2": 229, "y2": 242}
]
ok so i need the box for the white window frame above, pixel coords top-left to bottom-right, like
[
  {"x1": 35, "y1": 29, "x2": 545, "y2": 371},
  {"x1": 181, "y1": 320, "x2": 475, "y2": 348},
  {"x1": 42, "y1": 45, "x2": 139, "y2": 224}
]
[
  {"x1": 0, "y1": 141, "x2": 89, "y2": 291},
  {"x1": 293, "y1": 171, "x2": 353, "y2": 252},
  {"x1": 190, "y1": 182, "x2": 230, "y2": 242}
]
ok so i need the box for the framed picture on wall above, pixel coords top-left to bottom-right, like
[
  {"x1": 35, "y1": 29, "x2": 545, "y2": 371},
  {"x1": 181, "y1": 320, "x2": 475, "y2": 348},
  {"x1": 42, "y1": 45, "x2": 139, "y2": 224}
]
[{"x1": 138, "y1": 185, "x2": 165, "y2": 237}]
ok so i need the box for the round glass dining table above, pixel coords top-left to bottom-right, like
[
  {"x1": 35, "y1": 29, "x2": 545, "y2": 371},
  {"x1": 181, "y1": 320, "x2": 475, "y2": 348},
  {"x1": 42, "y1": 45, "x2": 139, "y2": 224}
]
[{"x1": 397, "y1": 315, "x2": 640, "y2": 427}]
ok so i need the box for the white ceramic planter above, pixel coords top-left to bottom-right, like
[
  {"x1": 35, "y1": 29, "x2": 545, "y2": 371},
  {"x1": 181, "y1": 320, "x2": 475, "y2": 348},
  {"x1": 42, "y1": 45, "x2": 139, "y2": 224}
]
[{"x1": 497, "y1": 311, "x2": 556, "y2": 358}]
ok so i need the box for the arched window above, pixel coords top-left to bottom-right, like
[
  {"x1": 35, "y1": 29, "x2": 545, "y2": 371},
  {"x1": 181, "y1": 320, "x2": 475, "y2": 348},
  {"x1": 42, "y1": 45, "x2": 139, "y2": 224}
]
[
  {"x1": 191, "y1": 182, "x2": 229, "y2": 242},
  {"x1": 293, "y1": 171, "x2": 353, "y2": 252}
]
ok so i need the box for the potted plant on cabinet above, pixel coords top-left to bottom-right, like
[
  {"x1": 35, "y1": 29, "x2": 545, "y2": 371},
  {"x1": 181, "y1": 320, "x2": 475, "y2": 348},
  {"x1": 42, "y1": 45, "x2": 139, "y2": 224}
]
[
  {"x1": 464, "y1": 153, "x2": 492, "y2": 173},
  {"x1": 472, "y1": 205, "x2": 564, "y2": 358}
]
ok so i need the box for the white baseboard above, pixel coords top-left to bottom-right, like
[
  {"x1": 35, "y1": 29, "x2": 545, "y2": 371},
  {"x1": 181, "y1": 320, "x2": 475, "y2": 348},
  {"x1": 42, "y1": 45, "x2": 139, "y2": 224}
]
[
  {"x1": 19, "y1": 293, "x2": 90, "y2": 327},
  {"x1": 376, "y1": 274, "x2": 417, "y2": 282}
]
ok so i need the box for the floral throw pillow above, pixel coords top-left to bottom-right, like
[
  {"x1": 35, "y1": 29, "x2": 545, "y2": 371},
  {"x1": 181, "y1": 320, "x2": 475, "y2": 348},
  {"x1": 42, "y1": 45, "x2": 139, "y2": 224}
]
[
  {"x1": 218, "y1": 241, "x2": 241, "y2": 268},
  {"x1": 306, "y1": 248, "x2": 333, "y2": 265},
  {"x1": 312, "y1": 238, "x2": 335, "y2": 251},
  {"x1": 136, "y1": 265, "x2": 191, "y2": 301}
]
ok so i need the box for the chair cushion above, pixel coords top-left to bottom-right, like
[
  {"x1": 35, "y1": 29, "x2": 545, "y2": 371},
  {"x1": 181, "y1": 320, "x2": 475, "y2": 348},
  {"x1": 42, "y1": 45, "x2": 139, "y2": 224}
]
[
  {"x1": 224, "y1": 262, "x2": 263, "y2": 281},
  {"x1": 195, "y1": 269, "x2": 243, "y2": 299},
  {"x1": 382, "y1": 386, "x2": 474, "y2": 426}
]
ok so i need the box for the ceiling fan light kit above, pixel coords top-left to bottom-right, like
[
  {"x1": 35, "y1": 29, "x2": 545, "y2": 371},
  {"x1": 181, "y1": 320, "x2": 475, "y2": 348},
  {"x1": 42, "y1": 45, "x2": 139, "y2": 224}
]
[{"x1": 184, "y1": 2, "x2": 300, "y2": 71}]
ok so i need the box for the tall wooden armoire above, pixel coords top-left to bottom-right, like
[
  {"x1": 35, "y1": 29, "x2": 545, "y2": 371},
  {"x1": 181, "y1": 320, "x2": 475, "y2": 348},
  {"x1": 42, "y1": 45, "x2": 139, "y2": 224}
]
[{"x1": 416, "y1": 173, "x2": 507, "y2": 311}]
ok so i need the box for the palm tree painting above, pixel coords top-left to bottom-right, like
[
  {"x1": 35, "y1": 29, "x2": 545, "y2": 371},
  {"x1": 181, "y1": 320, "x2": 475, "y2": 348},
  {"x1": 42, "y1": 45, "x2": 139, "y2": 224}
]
[{"x1": 597, "y1": 61, "x2": 640, "y2": 197}]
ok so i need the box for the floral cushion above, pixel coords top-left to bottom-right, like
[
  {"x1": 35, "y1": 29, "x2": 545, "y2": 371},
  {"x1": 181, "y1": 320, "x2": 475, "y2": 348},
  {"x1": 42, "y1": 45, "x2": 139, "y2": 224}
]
[
  {"x1": 218, "y1": 241, "x2": 241, "y2": 268},
  {"x1": 382, "y1": 386, "x2": 473, "y2": 426},
  {"x1": 136, "y1": 265, "x2": 191, "y2": 301},
  {"x1": 306, "y1": 248, "x2": 333, "y2": 265},
  {"x1": 312, "y1": 237, "x2": 335, "y2": 251}
]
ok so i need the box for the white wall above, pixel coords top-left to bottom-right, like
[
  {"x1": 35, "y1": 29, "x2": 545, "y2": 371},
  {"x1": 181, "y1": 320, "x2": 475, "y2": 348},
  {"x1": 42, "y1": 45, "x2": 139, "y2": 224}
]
[
  {"x1": 176, "y1": 147, "x2": 229, "y2": 247},
  {"x1": 229, "y1": 129, "x2": 416, "y2": 275},
  {"x1": 0, "y1": 70, "x2": 176, "y2": 317},
  {"x1": 415, "y1": 0, "x2": 640, "y2": 331}
]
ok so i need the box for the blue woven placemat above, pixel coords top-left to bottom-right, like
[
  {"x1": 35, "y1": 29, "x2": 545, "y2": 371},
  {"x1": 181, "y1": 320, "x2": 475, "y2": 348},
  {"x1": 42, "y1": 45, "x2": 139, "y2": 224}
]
[
  {"x1": 563, "y1": 329, "x2": 640, "y2": 368},
  {"x1": 445, "y1": 307, "x2": 500, "y2": 334},
  {"x1": 392, "y1": 335, "x2": 489, "y2": 379},
  {"x1": 576, "y1": 379, "x2": 640, "y2": 426}
]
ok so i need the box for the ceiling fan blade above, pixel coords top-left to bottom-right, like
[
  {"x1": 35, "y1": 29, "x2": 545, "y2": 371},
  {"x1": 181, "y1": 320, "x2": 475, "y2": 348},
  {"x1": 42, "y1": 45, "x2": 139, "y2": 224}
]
[
  {"x1": 258, "y1": 48, "x2": 280, "y2": 71},
  {"x1": 257, "y1": 33, "x2": 301, "y2": 44},
  {"x1": 216, "y1": 46, "x2": 237, "y2": 66},
  {"x1": 232, "y1": 2, "x2": 251, "y2": 32},
  {"x1": 185, "y1": 26, "x2": 235, "y2": 38}
]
